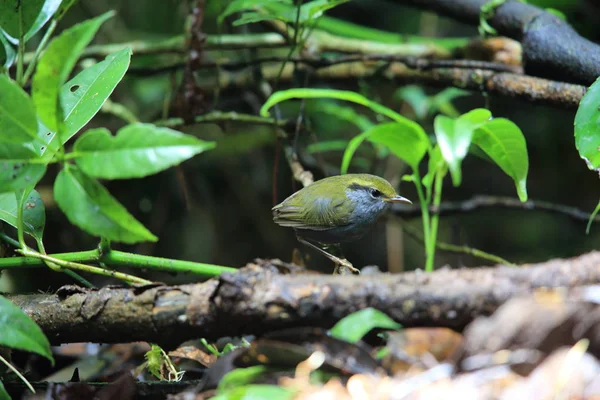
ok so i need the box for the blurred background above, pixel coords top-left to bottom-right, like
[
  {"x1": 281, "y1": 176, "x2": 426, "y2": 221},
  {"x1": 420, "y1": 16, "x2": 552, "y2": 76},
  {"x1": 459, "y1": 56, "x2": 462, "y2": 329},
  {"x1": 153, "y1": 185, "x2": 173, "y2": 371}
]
[{"x1": 2, "y1": 0, "x2": 600, "y2": 291}]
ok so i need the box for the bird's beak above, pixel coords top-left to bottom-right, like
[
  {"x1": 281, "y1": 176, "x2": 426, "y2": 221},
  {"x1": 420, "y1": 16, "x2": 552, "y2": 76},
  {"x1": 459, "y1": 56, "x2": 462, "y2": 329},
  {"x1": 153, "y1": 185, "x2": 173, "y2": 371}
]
[{"x1": 384, "y1": 195, "x2": 412, "y2": 204}]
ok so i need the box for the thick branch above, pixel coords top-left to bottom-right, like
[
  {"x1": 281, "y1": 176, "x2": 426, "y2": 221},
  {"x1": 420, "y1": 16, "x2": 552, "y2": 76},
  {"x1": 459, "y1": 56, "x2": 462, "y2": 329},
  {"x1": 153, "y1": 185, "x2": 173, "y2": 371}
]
[
  {"x1": 201, "y1": 61, "x2": 585, "y2": 109},
  {"x1": 396, "y1": 0, "x2": 600, "y2": 85},
  {"x1": 8, "y1": 252, "x2": 600, "y2": 347}
]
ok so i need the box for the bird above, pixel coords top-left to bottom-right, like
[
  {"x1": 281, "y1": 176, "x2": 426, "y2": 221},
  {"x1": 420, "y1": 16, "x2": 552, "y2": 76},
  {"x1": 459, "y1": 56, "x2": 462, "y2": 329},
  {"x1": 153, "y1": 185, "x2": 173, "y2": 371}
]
[{"x1": 272, "y1": 174, "x2": 412, "y2": 274}]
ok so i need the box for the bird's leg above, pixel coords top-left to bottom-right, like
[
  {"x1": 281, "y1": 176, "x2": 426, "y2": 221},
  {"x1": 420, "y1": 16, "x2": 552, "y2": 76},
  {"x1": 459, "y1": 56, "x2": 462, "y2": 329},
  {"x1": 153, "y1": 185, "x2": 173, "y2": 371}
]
[
  {"x1": 296, "y1": 236, "x2": 360, "y2": 274},
  {"x1": 327, "y1": 244, "x2": 359, "y2": 275}
]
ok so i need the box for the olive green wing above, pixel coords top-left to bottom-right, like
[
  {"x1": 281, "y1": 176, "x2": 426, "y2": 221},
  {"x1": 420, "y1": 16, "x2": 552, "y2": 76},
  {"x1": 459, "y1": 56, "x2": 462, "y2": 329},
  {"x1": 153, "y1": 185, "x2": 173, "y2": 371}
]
[{"x1": 272, "y1": 193, "x2": 354, "y2": 231}]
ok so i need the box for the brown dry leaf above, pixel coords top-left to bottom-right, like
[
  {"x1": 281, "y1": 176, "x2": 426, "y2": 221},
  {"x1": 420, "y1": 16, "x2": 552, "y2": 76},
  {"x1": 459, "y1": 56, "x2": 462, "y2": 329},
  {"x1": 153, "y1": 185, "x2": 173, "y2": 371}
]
[{"x1": 169, "y1": 345, "x2": 216, "y2": 367}]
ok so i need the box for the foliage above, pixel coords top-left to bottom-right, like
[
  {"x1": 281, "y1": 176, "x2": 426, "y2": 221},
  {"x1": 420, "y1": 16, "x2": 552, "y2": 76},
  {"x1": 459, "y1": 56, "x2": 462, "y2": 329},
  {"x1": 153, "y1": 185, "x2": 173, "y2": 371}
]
[
  {"x1": 0, "y1": 2, "x2": 225, "y2": 284},
  {"x1": 144, "y1": 344, "x2": 184, "y2": 382},
  {"x1": 330, "y1": 307, "x2": 402, "y2": 343},
  {"x1": 0, "y1": 295, "x2": 54, "y2": 398},
  {"x1": 262, "y1": 89, "x2": 529, "y2": 271}
]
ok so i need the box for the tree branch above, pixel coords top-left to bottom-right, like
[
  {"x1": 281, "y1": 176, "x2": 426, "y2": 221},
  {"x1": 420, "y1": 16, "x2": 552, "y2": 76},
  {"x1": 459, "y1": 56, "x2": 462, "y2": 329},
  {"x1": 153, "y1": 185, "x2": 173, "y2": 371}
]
[
  {"x1": 196, "y1": 61, "x2": 585, "y2": 110},
  {"x1": 395, "y1": 0, "x2": 600, "y2": 85},
  {"x1": 8, "y1": 252, "x2": 600, "y2": 347},
  {"x1": 392, "y1": 195, "x2": 600, "y2": 224}
]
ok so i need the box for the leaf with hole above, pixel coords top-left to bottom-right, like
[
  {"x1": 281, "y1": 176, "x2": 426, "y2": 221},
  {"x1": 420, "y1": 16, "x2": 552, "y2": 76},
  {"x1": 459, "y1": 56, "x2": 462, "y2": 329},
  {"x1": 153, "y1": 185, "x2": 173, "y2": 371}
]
[
  {"x1": 330, "y1": 308, "x2": 401, "y2": 343},
  {"x1": 0, "y1": 75, "x2": 39, "y2": 144},
  {"x1": 0, "y1": 142, "x2": 46, "y2": 193},
  {"x1": 0, "y1": 295, "x2": 53, "y2": 363},
  {"x1": 0, "y1": 189, "x2": 45, "y2": 242},
  {"x1": 73, "y1": 124, "x2": 216, "y2": 179},
  {"x1": 32, "y1": 11, "x2": 114, "y2": 133},
  {"x1": 54, "y1": 165, "x2": 157, "y2": 243},
  {"x1": 60, "y1": 48, "x2": 132, "y2": 144},
  {"x1": 342, "y1": 122, "x2": 430, "y2": 173},
  {"x1": 473, "y1": 118, "x2": 528, "y2": 201},
  {"x1": 575, "y1": 76, "x2": 600, "y2": 171}
]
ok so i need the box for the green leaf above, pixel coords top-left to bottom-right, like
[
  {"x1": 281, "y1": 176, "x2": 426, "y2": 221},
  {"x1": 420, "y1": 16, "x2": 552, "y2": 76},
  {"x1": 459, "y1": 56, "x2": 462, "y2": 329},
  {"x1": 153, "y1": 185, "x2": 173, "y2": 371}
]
[
  {"x1": 218, "y1": 366, "x2": 269, "y2": 392},
  {"x1": 298, "y1": 0, "x2": 350, "y2": 21},
  {"x1": 431, "y1": 88, "x2": 471, "y2": 117},
  {"x1": 0, "y1": 33, "x2": 15, "y2": 70},
  {"x1": 54, "y1": 165, "x2": 157, "y2": 244},
  {"x1": 0, "y1": 189, "x2": 45, "y2": 241},
  {"x1": 330, "y1": 308, "x2": 401, "y2": 343},
  {"x1": 0, "y1": 381, "x2": 9, "y2": 400},
  {"x1": 60, "y1": 48, "x2": 132, "y2": 144},
  {"x1": 473, "y1": 118, "x2": 529, "y2": 201},
  {"x1": 0, "y1": 142, "x2": 46, "y2": 193},
  {"x1": 341, "y1": 122, "x2": 430, "y2": 173},
  {"x1": 32, "y1": 11, "x2": 114, "y2": 133},
  {"x1": 434, "y1": 109, "x2": 491, "y2": 186},
  {"x1": 308, "y1": 100, "x2": 374, "y2": 131},
  {"x1": 72, "y1": 124, "x2": 216, "y2": 179},
  {"x1": 232, "y1": 12, "x2": 283, "y2": 26},
  {"x1": 395, "y1": 85, "x2": 429, "y2": 120},
  {"x1": 23, "y1": 0, "x2": 62, "y2": 42},
  {"x1": 423, "y1": 145, "x2": 444, "y2": 191},
  {"x1": 0, "y1": 0, "x2": 44, "y2": 42},
  {"x1": 213, "y1": 385, "x2": 294, "y2": 400},
  {"x1": 0, "y1": 75, "x2": 39, "y2": 144},
  {"x1": 575, "y1": 76, "x2": 600, "y2": 171},
  {"x1": 218, "y1": 0, "x2": 292, "y2": 23},
  {"x1": 0, "y1": 295, "x2": 53, "y2": 363}
]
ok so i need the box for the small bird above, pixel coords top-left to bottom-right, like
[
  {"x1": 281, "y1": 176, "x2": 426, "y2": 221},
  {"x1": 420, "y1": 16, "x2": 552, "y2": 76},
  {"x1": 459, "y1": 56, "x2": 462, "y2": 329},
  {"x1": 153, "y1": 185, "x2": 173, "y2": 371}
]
[{"x1": 272, "y1": 174, "x2": 412, "y2": 274}]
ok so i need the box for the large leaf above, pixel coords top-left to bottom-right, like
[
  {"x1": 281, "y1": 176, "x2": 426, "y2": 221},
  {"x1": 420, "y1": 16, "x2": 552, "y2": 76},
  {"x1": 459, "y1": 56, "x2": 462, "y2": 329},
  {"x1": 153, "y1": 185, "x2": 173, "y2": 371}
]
[
  {"x1": 341, "y1": 122, "x2": 430, "y2": 173},
  {"x1": 0, "y1": 295, "x2": 53, "y2": 363},
  {"x1": 72, "y1": 124, "x2": 216, "y2": 179},
  {"x1": 60, "y1": 48, "x2": 132, "y2": 144},
  {"x1": 0, "y1": 142, "x2": 46, "y2": 193},
  {"x1": 32, "y1": 11, "x2": 113, "y2": 133},
  {"x1": 218, "y1": 0, "x2": 292, "y2": 23},
  {"x1": 54, "y1": 165, "x2": 157, "y2": 243},
  {"x1": 0, "y1": 189, "x2": 45, "y2": 241},
  {"x1": 0, "y1": 0, "x2": 44, "y2": 42},
  {"x1": 0, "y1": 75, "x2": 39, "y2": 144},
  {"x1": 473, "y1": 118, "x2": 529, "y2": 201},
  {"x1": 575, "y1": 76, "x2": 600, "y2": 171},
  {"x1": 330, "y1": 308, "x2": 401, "y2": 343},
  {"x1": 434, "y1": 109, "x2": 491, "y2": 186}
]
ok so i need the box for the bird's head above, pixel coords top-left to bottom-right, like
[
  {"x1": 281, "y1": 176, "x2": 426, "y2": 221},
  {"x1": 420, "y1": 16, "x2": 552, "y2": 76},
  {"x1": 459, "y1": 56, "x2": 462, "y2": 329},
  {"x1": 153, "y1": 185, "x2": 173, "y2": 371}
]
[{"x1": 342, "y1": 174, "x2": 412, "y2": 221}]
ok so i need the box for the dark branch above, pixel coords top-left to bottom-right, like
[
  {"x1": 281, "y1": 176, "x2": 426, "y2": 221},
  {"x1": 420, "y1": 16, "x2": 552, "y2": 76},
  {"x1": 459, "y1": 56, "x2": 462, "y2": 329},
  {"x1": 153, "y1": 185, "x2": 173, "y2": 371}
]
[
  {"x1": 8, "y1": 253, "x2": 600, "y2": 347},
  {"x1": 395, "y1": 0, "x2": 600, "y2": 85}
]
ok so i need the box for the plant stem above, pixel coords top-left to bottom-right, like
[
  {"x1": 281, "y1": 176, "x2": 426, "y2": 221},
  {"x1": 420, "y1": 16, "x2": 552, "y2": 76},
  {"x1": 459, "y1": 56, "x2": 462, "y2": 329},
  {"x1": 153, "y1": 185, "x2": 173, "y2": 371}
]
[
  {"x1": 426, "y1": 169, "x2": 445, "y2": 272},
  {"x1": 0, "y1": 353, "x2": 35, "y2": 394},
  {"x1": 22, "y1": 19, "x2": 57, "y2": 85},
  {"x1": 16, "y1": 13, "x2": 24, "y2": 85},
  {"x1": 17, "y1": 248, "x2": 152, "y2": 285},
  {"x1": 36, "y1": 239, "x2": 95, "y2": 288},
  {"x1": 413, "y1": 177, "x2": 432, "y2": 270},
  {"x1": 0, "y1": 248, "x2": 237, "y2": 278}
]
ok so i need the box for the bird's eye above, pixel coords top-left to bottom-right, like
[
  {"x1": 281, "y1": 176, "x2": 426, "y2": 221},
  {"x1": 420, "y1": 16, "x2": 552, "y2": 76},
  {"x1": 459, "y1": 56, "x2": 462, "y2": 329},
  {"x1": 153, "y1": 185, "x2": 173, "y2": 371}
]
[{"x1": 369, "y1": 188, "x2": 382, "y2": 198}]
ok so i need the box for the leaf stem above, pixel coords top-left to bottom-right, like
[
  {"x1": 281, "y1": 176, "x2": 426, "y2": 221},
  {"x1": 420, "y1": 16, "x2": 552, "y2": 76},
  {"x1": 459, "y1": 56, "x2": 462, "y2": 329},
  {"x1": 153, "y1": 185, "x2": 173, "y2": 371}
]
[
  {"x1": 0, "y1": 247, "x2": 236, "y2": 278},
  {"x1": 17, "y1": 248, "x2": 152, "y2": 285},
  {"x1": 413, "y1": 176, "x2": 432, "y2": 270},
  {"x1": 0, "y1": 353, "x2": 35, "y2": 394},
  {"x1": 426, "y1": 168, "x2": 445, "y2": 272},
  {"x1": 16, "y1": 11, "x2": 24, "y2": 85},
  {"x1": 22, "y1": 19, "x2": 57, "y2": 85}
]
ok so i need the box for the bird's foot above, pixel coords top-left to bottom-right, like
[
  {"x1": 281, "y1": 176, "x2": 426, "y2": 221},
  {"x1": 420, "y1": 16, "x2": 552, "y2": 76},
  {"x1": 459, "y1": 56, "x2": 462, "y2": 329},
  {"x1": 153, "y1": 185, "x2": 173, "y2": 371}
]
[{"x1": 333, "y1": 258, "x2": 360, "y2": 275}]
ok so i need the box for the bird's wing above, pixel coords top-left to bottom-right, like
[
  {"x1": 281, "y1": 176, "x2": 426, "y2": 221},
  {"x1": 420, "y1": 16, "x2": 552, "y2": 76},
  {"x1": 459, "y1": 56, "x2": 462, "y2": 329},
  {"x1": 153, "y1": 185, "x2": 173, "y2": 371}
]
[{"x1": 272, "y1": 195, "x2": 352, "y2": 231}]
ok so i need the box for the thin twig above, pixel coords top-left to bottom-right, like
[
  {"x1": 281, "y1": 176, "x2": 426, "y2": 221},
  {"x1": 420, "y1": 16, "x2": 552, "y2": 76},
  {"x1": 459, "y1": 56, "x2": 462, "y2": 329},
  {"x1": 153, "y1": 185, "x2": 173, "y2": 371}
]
[
  {"x1": 398, "y1": 218, "x2": 514, "y2": 266},
  {"x1": 392, "y1": 195, "x2": 600, "y2": 224}
]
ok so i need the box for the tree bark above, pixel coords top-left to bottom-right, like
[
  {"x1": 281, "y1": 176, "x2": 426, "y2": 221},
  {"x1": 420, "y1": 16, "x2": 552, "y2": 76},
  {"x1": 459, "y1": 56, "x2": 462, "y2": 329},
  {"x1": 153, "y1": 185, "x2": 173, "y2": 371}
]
[
  {"x1": 395, "y1": 0, "x2": 600, "y2": 85},
  {"x1": 8, "y1": 253, "x2": 600, "y2": 348}
]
